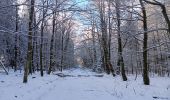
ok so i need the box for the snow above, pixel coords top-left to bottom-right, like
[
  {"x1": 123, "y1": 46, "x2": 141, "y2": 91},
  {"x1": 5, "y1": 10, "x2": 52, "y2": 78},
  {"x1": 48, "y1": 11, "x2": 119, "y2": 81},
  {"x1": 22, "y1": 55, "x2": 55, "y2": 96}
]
[{"x1": 0, "y1": 68, "x2": 170, "y2": 100}]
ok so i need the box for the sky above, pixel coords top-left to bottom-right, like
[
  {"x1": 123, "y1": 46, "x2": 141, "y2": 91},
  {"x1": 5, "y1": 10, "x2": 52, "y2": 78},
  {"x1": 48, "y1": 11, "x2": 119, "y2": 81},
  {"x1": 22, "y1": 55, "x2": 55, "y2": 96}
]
[
  {"x1": 75, "y1": 0, "x2": 88, "y2": 6},
  {"x1": 73, "y1": 0, "x2": 90, "y2": 36}
]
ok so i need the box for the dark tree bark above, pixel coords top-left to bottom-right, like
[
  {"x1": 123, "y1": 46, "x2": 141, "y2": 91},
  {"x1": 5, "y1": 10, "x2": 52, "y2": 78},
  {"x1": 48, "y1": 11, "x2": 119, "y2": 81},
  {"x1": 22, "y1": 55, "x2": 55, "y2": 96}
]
[
  {"x1": 139, "y1": 0, "x2": 150, "y2": 85},
  {"x1": 32, "y1": 11, "x2": 37, "y2": 73},
  {"x1": 40, "y1": 21, "x2": 44, "y2": 76},
  {"x1": 39, "y1": 0, "x2": 48, "y2": 77},
  {"x1": 90, "y1": 15, "x2": 97, "y2": 69},
  {"x1": 14, "y1": 4, "x2": 19, "y2": 72},
  {"x1": 143, "y1": 0, "x2": 170, "y2": 33},
  {"x1": 40, "y1": 18, "x2": 44, "y2": 77},
  {"x1": 108, "y1": 0, "x2": 111, "y2": 61},
  {"x1": 115, "y1": 0, "x2": 127, "y2": 81},
  {"x1": 48, "y1": 11, "x2": 56, "y2": 74},
  {"x1": 60, "y1": 27, "x2": 64, "y2": 72},
  {"x1": 99, "y1": 0, "x2": 115, "y2": 76},
  {"x1": 23, "y1": 0, "x2": 35, "y2": 83}
]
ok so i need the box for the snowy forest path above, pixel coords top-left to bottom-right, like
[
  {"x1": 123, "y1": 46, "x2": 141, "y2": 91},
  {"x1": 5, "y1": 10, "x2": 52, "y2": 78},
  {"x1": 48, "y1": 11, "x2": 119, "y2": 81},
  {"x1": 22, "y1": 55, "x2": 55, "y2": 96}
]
[{"x1": 0, "y1": 68, "x2": 170, "y2": 100}]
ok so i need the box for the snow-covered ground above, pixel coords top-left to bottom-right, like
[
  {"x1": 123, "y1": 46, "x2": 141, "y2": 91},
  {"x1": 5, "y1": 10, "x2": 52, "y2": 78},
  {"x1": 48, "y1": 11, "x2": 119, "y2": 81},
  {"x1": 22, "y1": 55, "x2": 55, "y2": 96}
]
[{"x1": 0, "y1": 68, "x2": 170, "y2": 100}]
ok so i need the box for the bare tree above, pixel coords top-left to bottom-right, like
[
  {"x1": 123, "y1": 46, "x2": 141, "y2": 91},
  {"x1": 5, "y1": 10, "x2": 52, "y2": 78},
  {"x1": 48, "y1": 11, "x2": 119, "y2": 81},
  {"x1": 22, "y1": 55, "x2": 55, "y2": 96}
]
[
  {"x1": 143, "y1": 0, "x2": 170, "y2": 33},
  {"x1": 115, "y1": 0, "x2": 127, "y2": 81},
  {"x1": 23, "y1": 0, "x2": 35, "y2": 83},
  {"x1": 139, "y1": 0, "x2": 150, "y2": 85},
  {"x1": 14, "y1": 3, "x2": 19, "y2": 72}
]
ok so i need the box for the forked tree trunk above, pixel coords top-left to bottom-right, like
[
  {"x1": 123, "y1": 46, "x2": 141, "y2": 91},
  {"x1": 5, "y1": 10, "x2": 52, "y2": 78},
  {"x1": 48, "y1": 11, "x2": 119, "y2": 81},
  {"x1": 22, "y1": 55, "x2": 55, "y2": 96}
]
[{"x1": 143, "y1": 0, "x2": 170, "y2": 33}]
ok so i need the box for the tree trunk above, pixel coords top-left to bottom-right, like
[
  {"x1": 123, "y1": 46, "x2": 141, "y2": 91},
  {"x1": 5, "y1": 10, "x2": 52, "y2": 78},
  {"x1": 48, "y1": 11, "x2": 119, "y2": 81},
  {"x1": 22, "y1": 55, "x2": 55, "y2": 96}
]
[
  {"x1": 32, "y1": 10, "x2": 37, "y2": 73},
  {"x1": 143, "y1": 0, "x2": 170, "y2": 33},
  {"x1": 161, "y1": 5, "x2": 170, "y2": 33},
  {"x1": 91, "y1": 17, "x2": 97, "y2": 69},
  {"x1": 14, "y1": 4, "x2": 19, "y2": 72},
  {"x1": 23, "y1": 0, "x2": 35, "y2": 83},
  {"x1": 116, "y1": 0, "x2": 127, "y2": 81},
  {"x1": 39, "y1": 0, "x2": 47, "y2": 77},
  {"x1": 139, "y1": 0, "x2": 150, "y2": 85},
  {"x1": 108, "y1": 0, "x2": 111, "y2": 61},
  {"x1": 99, "y1": 0, "x2": 115, "y2": 76},
  {"x1": 48, "y1": 11, "x2": 55, "y2": 74},
  {"x1": 40, "y1": 18, "x2": 44, "y2": 77},
  {"x1": 60, "y1": 28, "x2": 64, "y2": 72}
]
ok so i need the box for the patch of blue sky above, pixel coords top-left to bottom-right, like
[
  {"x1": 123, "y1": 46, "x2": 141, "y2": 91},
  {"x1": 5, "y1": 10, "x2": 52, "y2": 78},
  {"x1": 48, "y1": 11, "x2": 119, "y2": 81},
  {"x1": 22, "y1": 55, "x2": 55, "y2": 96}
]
[
  {"x1": 73, "y1": 0, "x2": 90, "y2": 33},
  {"x1": 74, "y1": 0, "x2": 88, "y2": 7}
]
